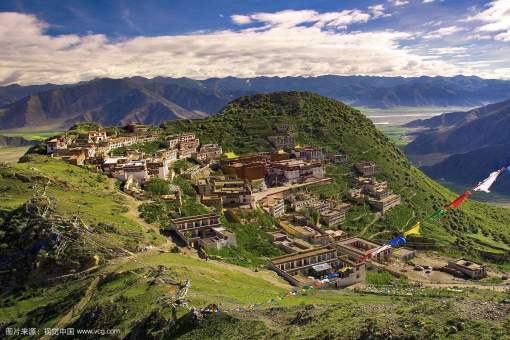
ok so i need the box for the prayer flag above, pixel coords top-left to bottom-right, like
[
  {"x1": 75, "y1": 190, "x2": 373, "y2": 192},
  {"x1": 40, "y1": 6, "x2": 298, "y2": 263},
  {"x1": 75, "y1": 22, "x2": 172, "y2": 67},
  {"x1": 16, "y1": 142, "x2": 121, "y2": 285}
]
[
  {"x1": 429, "y1": 209, "x2": 446, "y2": 221},
  {"x1": 473, "y1": 170, "x2": 503, "y2": 193},
  {"x1": 403, "y1": 222, "x2": 420, "y2": 237},
  {"x1": 445, "y1": 191, "x2": 471, "y2": 209},
  {"x1": 389, "y1": 236, "x2": 407, "y2": 247}
]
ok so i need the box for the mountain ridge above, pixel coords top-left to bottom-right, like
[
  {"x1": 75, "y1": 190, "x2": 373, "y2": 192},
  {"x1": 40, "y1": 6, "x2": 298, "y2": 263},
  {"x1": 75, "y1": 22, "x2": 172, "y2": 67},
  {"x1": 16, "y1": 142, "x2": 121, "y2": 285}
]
[{"x1": 3, "y1": 75, "x2": 510, "y2": 130}]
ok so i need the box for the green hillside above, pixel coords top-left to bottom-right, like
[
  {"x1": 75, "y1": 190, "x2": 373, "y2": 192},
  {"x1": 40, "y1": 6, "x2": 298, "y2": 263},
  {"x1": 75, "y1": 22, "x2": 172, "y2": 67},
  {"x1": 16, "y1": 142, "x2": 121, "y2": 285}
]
[
  {"x1": 1, "y1": 92, "x2": 510, "y2": 338},
  {"x1": 161, "y1": 92, "x2": 510, "y2": 258}
]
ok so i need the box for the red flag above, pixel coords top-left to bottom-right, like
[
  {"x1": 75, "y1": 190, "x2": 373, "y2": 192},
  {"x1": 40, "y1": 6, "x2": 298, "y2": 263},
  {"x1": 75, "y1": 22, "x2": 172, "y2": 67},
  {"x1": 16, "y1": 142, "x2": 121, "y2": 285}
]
[{"x1": 445, "y1": 191, "x2": 471, "y2": 209}]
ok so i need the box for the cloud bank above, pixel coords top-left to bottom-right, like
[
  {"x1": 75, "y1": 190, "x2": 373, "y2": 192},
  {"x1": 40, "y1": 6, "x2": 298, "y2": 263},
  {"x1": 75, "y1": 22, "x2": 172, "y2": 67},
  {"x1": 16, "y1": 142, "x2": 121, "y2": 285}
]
[{"x1": 0, "y1": 8, "x2": 505, "y2": 85}]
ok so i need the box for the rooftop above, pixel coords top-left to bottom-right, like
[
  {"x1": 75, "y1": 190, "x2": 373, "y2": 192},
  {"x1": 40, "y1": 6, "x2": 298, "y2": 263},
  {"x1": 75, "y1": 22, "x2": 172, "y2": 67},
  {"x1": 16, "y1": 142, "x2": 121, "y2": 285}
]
[
  {"x1": 171, "y1": 213, "x2": 219, "y2": 223},
  {"x1": 452, "y1": 258, "x2": 484, "y2": 270},
  {"x1": 270, "y1": 246, "x2": 336, "y2": 265}
]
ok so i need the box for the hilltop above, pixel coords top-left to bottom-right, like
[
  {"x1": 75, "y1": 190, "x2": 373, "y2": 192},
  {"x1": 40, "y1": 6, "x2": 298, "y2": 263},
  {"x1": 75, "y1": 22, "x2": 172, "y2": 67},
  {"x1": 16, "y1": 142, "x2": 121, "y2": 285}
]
[{"x1": 161, "y1": 92, "x2": 510, "y2": 256}]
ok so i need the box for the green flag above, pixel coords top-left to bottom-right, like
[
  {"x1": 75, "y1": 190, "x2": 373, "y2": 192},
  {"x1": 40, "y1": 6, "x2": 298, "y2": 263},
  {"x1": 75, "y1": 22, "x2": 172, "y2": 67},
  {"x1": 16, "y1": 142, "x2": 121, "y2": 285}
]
[{"x1": 428, "y1": 209, "x2": 446, "y2": 221}]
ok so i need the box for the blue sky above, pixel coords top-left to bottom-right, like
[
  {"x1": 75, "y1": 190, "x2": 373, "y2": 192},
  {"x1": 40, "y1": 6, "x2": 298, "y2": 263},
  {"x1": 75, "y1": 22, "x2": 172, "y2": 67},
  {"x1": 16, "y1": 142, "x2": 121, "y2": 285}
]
[{"x1": 0, "y1": 0, "x2": 509, "y2": 84}]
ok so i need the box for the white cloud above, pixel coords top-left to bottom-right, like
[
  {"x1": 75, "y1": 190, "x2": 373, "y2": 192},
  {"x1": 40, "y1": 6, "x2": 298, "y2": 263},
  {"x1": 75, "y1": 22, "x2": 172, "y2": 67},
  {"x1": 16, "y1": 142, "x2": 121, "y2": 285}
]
[
  {"x1": 429, "y1": 47, "x2": 468, "y2": 55},
  {"x1": 423, "y1": 25, "x2": 464, "y2": 39},
  {"x1": 230, "y1": 14, "x2": 252, "y2": 25},
  {"x1": 422, "y1": 0, "x2": 435, "y2": 3},
  {"x1": 466, "y1": 0, "x2": 510, "y2": 41},
  {"x1": 388, "y1": 0, "x2": 410, "y2": 7},
  {"x1": 0, "y1": 11, "x2": 505, "y2": 85},
  {"x1": 368, "y1": 4, "x2": 391, "y2": 18},
  {"x1": 230, "y1": 9, "x2": 371, "y2": 29}
]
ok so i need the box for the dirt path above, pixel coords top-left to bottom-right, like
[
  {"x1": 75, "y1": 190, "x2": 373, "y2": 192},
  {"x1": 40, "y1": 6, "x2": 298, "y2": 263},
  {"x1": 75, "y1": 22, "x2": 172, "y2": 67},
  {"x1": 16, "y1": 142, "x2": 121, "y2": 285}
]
[
  {"x1": 359, "y1": 213, "x2": 381, "y2": 236},
  {"x1": 119, "y1": 192, "x2": 154, "y2": 231},
  {"x1": 42, "y1": 276, "x2": 101, "y2": 339}
]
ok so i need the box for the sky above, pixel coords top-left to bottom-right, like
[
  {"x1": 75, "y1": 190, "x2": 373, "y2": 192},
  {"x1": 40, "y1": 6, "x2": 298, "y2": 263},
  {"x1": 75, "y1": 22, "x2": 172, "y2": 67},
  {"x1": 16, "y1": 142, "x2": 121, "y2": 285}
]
[{"x1": 0, "y1": 0, "x2": 509, "y2": 85}]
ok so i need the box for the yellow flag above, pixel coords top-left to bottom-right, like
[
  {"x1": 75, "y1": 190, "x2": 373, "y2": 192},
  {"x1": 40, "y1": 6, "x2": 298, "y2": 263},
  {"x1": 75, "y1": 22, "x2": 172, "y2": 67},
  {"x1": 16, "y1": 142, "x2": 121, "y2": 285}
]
[{"x1": 403, "y1": 222, "x2": 420, "y2": 237}]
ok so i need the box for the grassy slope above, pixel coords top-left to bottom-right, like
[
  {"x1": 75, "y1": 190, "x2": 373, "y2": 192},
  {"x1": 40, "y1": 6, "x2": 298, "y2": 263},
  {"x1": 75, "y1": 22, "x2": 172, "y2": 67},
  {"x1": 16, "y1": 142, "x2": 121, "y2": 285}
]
[
  {"x1": 2, "y1": 93, "x2": 510, "y2": 338},
  {"x1": 0, "y1": 155, "x2": 166, "y2": 259},
  {"x1": 160, "y1": 92, "x2": 510, "y2": 258},
  {"x1": 4, "y1": 249, "x2": 510, "y2": 339}
]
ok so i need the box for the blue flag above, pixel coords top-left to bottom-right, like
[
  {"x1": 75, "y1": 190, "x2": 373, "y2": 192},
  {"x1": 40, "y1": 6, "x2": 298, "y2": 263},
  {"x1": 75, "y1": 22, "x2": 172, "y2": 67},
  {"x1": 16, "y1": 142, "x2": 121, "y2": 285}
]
[{"x1": 389, "y1": 236, "x2": 407, "y2": 247}]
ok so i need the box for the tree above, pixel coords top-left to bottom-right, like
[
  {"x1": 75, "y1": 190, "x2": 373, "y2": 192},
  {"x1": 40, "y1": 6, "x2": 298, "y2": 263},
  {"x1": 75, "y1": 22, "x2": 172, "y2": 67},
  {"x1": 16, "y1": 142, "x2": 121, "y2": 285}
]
[{"x1": 144, "y1": 178, "x2": 170, "y2": 196}]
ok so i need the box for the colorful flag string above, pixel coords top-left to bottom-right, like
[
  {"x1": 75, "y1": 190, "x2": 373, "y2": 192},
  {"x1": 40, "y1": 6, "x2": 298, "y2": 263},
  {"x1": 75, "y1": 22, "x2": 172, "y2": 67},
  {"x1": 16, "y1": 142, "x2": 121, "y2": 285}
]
[{"x1": 366, "y1": 164, "x2": 510, "y2": 257}]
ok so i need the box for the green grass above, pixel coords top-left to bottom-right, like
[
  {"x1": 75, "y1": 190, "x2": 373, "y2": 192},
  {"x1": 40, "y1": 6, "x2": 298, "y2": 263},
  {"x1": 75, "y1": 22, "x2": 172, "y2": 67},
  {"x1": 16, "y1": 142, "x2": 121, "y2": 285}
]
[
  {"x1": 365, "y1": 270, "x2": 407, "y2": 286},
  {"x1": 376, "y1": 126, "x2": 412, "y2": 148},
  {"x1": 0, "y1": 130, "x2": 64, "y2": 141},
  {"x1": 111, "y1": 141, "x2": 166, "y2": 155}
]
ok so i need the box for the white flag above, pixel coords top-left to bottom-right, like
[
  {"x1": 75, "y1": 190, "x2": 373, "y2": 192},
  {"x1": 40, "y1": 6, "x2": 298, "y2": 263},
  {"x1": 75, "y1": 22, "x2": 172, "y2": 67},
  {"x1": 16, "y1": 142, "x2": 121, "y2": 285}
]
[{"x1": 473, "y1": 170, "x2": 502, "y2": 193}]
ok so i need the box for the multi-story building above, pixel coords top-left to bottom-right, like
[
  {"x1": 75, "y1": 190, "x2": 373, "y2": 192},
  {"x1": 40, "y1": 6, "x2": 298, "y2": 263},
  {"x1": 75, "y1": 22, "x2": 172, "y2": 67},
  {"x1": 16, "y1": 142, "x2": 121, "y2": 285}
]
[
  {"x1": 146, "y1": 158, "x2": 172, "y2": 180},
  {"x1": 178, "y1": 139, "x2": 200, "y2": 159},
  {"x1": 320, "y1": 209, "x2": 346, "y2": 227},
  {"x1": 194, "y1": 144, "x2": 223, "y2": 162},
  {"x1": 267, "y1": 245, "x2": 365, "y2": 288},
  {"x1": 367, "y1": 194, "x2": 401, "y2": 213},
  {"x1": 198, "y1": 177, "x2": 254, "y2": 206},
  {"x1": 223, "y1": 161, "x2": 268, "y2": 181},
  {"x1": 164, "y1": 136, "x2": 180, "y2": 149},
  {"x1": 327, "y1": 153, "x2": 348, "y2": 164},
  {"x1": 348, "y1": 177, "x2": 400, "y2": 213},
  {"x1": 114, "y1": 160, "x2": 148, "y2": 183},
  {"x1": 268, "y1": 134, "x2": 294, "y2": 149},
  {"x1": 156, "y1": 149, "x2": 178, "y2": 162},
  {"x1": 75, "y1": 131, "x2": 108, "y2": 144},
  {"x1": 170, "y1": 213, "x2": 236, "y2": 249},
  {"x1": 47, "y1": 136, "x2": 70, "y2": 154},
  {"x1": 275, "y1": 123, "x2": 295, "y2": 133},
  {"x1": 293, "y1": 147, "x2": 324, "y2": 161},
  {"x1": 261, "y1": 196, "x2": 285, "y2": 218},
  {"x1": 289, "y1": 194, "x2": 321, "y2": 211},
  {"x1": 354, "y1": 161, "x2": 380, "y2": 176},
  {"x1": 336, "y1": 237, "x2": 392, "y2": 263},
  {"x1": 268, "y1": 232, "x2": 313, "y2": 253},
  {"x1": 124, "y1": 123, "x2": 149, "y2": 134},
  {"x1": 268, "y1": 159, "x2": 324, "y2": 185}
]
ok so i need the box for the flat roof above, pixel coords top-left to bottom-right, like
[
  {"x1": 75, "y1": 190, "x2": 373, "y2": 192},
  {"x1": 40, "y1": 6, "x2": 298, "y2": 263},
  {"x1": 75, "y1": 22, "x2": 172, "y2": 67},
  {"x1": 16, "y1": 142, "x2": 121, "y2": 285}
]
[
  {"x1": 270, "y1": 246, "x2": 335, "y2": 265},
  {"x1": 337, "y1": 237, "x2": 380, "y2": 249},
  {"x1": 452, "y1": 258, "x2": 484, "y2": 270},
  {"x1": 172, "y1": 213, "x2": 218, "y2": 223}
]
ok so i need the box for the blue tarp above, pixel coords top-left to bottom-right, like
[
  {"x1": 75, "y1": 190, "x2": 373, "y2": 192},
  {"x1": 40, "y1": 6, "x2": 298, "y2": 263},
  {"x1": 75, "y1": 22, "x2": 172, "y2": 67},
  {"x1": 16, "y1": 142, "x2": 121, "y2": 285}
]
[{"x1": 389, "y1": 236, "x2": 407, "y2": 247}]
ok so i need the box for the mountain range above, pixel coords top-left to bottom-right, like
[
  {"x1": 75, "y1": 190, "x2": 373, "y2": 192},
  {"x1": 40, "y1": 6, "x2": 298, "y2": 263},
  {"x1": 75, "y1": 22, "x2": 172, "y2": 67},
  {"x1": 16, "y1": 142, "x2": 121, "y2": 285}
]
[
  {"x1": 2, "y1": 75, "x2": 510, "y2": 130},
  {"x1": 405, "y1": 99, "x2": 510, "y2": 196}
]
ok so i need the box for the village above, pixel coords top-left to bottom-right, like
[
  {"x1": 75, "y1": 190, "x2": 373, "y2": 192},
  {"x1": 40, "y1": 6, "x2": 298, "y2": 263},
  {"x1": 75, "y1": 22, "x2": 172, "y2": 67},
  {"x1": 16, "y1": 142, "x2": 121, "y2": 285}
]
[{"x1": 45, "y1": 123, "x2": 492, "y2": 290}]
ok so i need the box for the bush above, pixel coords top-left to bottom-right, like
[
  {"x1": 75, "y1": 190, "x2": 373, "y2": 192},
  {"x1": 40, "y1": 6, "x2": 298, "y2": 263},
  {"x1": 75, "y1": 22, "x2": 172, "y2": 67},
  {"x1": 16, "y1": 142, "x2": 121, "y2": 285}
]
[{"x1": 144, "y1": 178, "x2": 170, "y2": 196}]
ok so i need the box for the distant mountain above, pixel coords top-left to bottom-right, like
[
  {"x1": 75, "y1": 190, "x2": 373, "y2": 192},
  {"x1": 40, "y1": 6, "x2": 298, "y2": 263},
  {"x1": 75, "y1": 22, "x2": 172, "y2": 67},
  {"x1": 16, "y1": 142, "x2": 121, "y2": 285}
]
[
  {"x1": 0, "y1": 135, "x2": 37, "y2": 147},
  {"x1": 421, "y1": 144, "x2": 510, "y2": 196},
  {"x1": 405, "y1": 99, "x2": 510, "y2": 196},
  {"x1": 405, "y1": 99, "x2": 510, "y2": 155},
  {"x1": 0, "y1": 83, "x2": 61, "y2": 107},
  {"x1": 2, "y1": 75, "x2": 510, "y2": 129},
  {"x1": 0, "y1": 78, "x2": 220, "y2": 129}
]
